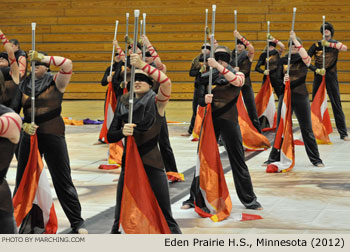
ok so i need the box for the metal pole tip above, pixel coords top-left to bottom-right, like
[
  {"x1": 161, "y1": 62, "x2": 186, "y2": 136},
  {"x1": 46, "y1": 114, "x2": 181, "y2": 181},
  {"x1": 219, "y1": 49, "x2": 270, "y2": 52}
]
[{"x1": 134, "y1": 10, "x2": 140, "y2": 17}]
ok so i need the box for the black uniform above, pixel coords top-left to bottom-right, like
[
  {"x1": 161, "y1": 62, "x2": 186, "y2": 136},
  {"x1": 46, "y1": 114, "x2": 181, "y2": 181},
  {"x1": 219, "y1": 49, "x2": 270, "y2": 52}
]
[
  {"x1": 266, "y1": 54, "x2": 323, "y2": 166},
  {"x1": 185, "y1": 66, "x2": 262, "y2": 210},
  {"x1": 12, "y1": 73, "x2": 85, "y2": 233},
  {"x1": 255, "y1": 49, "x2": 284, "y2": 98},
  {"x1": 187, "y1": 53, "x2": 204, "y2": 135},
  {"x1": 107, "y1": 90, "x2": 181, "y2": 234},
  {"x1": 308, "y1": 40, "x2": 348, "y2": 139},
  {"x1": 0, "y1": 105, "x2": 17, "y2": 234}
]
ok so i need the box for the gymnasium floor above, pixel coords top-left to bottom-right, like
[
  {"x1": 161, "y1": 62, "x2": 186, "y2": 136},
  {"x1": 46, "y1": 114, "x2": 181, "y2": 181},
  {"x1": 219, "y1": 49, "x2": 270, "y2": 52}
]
[{"x1": 7, "y1": 100, "x2": 350, "y2": 234}]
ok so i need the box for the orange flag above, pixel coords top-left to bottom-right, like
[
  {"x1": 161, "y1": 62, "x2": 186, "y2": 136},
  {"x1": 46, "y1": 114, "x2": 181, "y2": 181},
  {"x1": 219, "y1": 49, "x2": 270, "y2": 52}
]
[
  {"x1": 191, "y1": 105, "x2": 205, "y2": 141},
  {"x1": 311, "y1": 75, "x2": 332, "y2": 144},
  {"x1": 119, "y1": 136, "x2": 171, "y2": 234},
  {"x1": 237, "y1": 92, "x2": 270, "y2": 151},
  {"x1": 13, "y1": 134, "x2": 58, "y2": 234},
  {"x1": 98, "y1": 81, "x2": 123, "y2": 169},
  {"x1": 267, "y1": 80, "x2": 295, "y2": 173},
  {"x1": 99, "y1": 81, "x2": 117, "y2": 143},
  {"x1": 194, "y1": 104, "x2": 232, "y2": 222},
  {"x1": 255, "y1": 75, "x2": 277, "y2": 131}
]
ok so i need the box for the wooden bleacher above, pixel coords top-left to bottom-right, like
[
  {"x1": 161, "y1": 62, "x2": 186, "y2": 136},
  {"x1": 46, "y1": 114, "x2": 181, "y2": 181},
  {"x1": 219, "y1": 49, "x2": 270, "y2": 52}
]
[{"x1": 1, "y1": 0, "x2": 350, "y2": 100}]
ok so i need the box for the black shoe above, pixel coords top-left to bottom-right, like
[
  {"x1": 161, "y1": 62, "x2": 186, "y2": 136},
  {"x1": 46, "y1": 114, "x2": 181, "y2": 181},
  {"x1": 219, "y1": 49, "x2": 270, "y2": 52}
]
[
  {"x1": 181, "y1": 199, "x2": 194, "y2": 209},
  {"x1": 262, "y1": 160, "x2": 271, "y2": 167},
  {"x1": 245, "y1": 201, "x2": 263, "y2": 210}
]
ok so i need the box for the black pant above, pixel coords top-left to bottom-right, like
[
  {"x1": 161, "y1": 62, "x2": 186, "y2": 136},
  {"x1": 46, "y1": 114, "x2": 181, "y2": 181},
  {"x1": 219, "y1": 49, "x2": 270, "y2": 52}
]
[
  {"x1": 111, "y1": 165, "x2": 181, "y2": 234},
  {"x1": 186, "y1": 117, "x2": 261, "y2": 209},
  {"x1": 15, "y1": 133, "x2": 84, "y2": 231},
  {"x1": 0, "y1": 210, "x2": 17, "y2": 234},
  {"x1": 268, "y1": 93, "x2": 322, "y2": 165},
  {"x1": 312, "y1": 73, "x2": 348, "y2": 138},
  {"x1": 187, "y1": 86, "x2": 200, "y2": 134},
  {"x1": 241, "y1": 84, "x2": 262, "y2": 133},
  {"x1": 159, "y1": 116, "x2": 178, "y2": 173}
]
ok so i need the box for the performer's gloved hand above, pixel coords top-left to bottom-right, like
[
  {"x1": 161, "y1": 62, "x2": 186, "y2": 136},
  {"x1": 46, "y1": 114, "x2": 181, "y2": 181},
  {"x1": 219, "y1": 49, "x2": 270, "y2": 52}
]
[
  {"x1": 126, "y1": 36, "x2": 133, "y2": 45},
  {"x1": 264, "y1": 70, "x2": 269, "y2": 75},
  {"x1": 267, "y1": 33, "x2": 274, "y2": 40},
  {"x1": 321, "y1": 40, "x2": 330, "y2": 47},
  {"x1": 199, "y1": 64, "x2": 206, "y2": 73},
  {"x1": 130, "y1": 53, "x2": 145, "y2": 69},
  {"x1": 283, "y1": 74, "x2": 289, "y2": 84},
  {"x1": 122, "y1": 123, "x2": 136, "y2": 136},
  {"x1": 28, "y1": 50, "x2": 45, "y2": 62},
  {"x1": 22, "y1": 122, "x2": 39, "y2": 135},
  {"x1": 234, "y1": 67, "x2": 240, "y2": 72},
  {"x1": 205, "y1": 26, "x2": 210, "y2": 35},
  {"x1": 315, "y1": 68, "x2": 326, "y2": 76}
]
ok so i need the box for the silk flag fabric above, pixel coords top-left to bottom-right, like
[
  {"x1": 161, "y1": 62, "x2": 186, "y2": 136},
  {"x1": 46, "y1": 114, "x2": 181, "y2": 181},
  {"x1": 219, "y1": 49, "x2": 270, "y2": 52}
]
[
  {"x1": 255, "y1": 75, "x2": 277, "y2": 131},
  {"x1": 13, "y1": 134, "x2": 58, "y2": 234},
  {"x1": 119, "y1": 136, "x2": 171, "y2": 234},
  {"x1": 99, "y1": 81, "x2": 117, "y2": 143},
  {"x1": 194, "y1": 104, "x2": 232, "y2": 222},
  {"x1": 237, "y1": 92, "x2": 271, "y2": 151},
  {"x1": 98, "y1": 81, "x2": 123, "y2": 169},
  {"x1": 191, "y1": 105, "x2": 205, "y2": 141},
  {"x1": 267, "y1": 80, "x2": 295, "y2": 173},
  {"x1": 311, "y1": 75, "x2": 332, "y2": 144}
]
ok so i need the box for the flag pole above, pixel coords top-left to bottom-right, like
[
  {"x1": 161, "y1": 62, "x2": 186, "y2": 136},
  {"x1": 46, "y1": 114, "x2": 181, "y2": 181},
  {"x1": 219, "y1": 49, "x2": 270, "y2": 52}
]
[
  {"x1": 208, "y1": 4, "x2": 216, "y2": 94},
  {"x1": 234, "y1": 10, "x2": 238, "y2": 67},
  {"x1": 266, "y1": 21, "x2": 270, "y2": 71},
  {"x1": 142, "y1": 13, "x2": 146, "y2": 60},
  {"x1": 124, "y1": 13, "x2": 129, "y2": 87},
  {"x1": 31, "y1": 22, "x2": 36, "y2": 124},
  {"x1": 322, "y1": 15, "x2": 326, "y2": 70},
  {"x1": 287, "y1": 8, "x2": 297, "y2": 76},
  {"x1": 110, "y1": 20, "x2": 119, "y2": 77},
  {"x1": 128, "y1": 10, "x2": 140, "y2": 124},
  {"x1": 203, "y1": 8, "x2": 208, "y2": 63}
]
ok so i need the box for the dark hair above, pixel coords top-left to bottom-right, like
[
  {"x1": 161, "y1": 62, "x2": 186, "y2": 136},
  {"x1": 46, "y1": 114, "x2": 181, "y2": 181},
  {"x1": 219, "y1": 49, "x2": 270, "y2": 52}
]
[
  {"x1": 9, "y1": 39, "x2": 20, "y2": 49},
  {"x1": 320, "y1": 22, "x2": 334, "y2": 37}
]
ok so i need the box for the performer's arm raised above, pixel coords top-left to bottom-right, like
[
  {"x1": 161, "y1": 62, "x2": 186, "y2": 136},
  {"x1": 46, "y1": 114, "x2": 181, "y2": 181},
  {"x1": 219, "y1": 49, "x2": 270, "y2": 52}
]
[
  {"x1": 0, "y1": 30, "x2": 20, "y2": 85},
  {"x1": 29, "y1": 50, "x2": 73, "y2": 93},
  {"x1": 207, "y1": 58, "x2": 245, "y2": 87},
  {"x1": 130, "y1": 53, "x2": 171, "y2": 116},
  {"x1": 322, "y1": 39, "x2": 347, "y2": 52},
  {"x1": 141, "y1": 35, "x2": 167, "y2": 73}
]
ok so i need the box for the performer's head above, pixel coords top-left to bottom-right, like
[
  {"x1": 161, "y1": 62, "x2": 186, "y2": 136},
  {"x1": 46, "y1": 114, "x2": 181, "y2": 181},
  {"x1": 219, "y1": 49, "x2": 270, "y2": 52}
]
[
  {"x1": 114, "y1": 52, "x2": 121, "y2": 63},
  {"x1": 288, "y1": 37, "x2": 303, "y2": 54},
  {"x1": 214, "y1": 46, "x2": 231, "y2": 67},
  {"x1": 33, "y1": 51, "x2": 50, "y2": 78},
  {"x1": 236, "y1": 36, "x2": 247, "y2": 52},
  {"x1": 0, "y1": 52, "x2": 9, "y2": 68},
  {"x1": 9, "y1": 39, "x2": 21, "y2": 52},
  {"x1": 320, "y1": 22, "x2": 334, "y2": 40},
  {"x1": 201, "y1": 43, "x2": 211, "y2": 55},
  {"x1": 133, "y1": 69, "x2": 153, "y2": 98}
]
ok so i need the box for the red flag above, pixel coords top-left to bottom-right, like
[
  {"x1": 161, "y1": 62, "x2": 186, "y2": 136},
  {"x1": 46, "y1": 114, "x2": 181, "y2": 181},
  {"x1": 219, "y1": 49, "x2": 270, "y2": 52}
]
[
  {"x1": 255, "y1": 75, "x2": 277, "y2": 131},
  {"x1": 194, "y1": 104, "x2": 232, "y2": 222},
  {"x1": 166, "y1": 172, "x2": 185, "y2": 182},
  {"x1": 237, "y1": 92, "x2": 270, "y2": 151},
  {"x1": 311, "y1": 75, "x2": 332, "y2": 144},
  {"x1": 13, "y1": 134, "x2": 58, "y2": 234},
  {"x1": 267, "y1": 80, "x2": 295, "y2": 173},
  {"x1": 191, "y1": 105, "x2": 205, "y2": 141},
  {"x1": 119, "y1": 136, "x2": 171, "y2": 234}
]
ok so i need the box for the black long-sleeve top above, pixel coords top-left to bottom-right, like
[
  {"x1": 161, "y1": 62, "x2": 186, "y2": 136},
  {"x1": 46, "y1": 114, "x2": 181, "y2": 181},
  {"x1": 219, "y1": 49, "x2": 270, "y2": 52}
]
[{"x1": 308, "y1": 39, "x2": 339, "y2": 74}]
